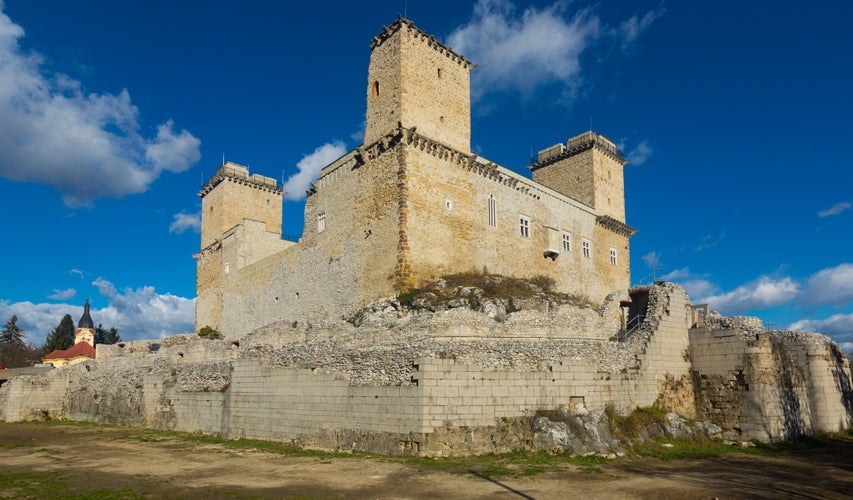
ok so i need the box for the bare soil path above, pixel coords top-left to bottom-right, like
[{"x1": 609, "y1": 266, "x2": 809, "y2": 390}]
[{"x1": 1, "y1": 422, "x2": 851, "y2": 499}]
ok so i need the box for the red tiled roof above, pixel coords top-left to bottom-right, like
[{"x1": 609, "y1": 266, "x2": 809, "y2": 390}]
[{"x1": 43, "y1": 341, "x2": 96, "y2": 360}]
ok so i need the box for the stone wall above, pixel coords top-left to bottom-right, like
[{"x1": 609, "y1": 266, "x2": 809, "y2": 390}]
[
  {"x1": 2, "y1": 283, "x2": 850, "y2": 455},
  {"x1": 689, "y1": 326, "x2": 853, "y2": 441}
]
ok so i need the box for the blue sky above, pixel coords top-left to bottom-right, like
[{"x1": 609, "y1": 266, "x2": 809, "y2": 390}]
[{"x1": 0, "y1": 0, "x2": 851, "y2": 350}]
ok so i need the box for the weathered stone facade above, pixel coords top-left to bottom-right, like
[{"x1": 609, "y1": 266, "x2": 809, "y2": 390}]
[
  {"x1": 4, "y1": 17, "x2": 848, "y2": 457},
  {"x1": 2, "y1": 283, "x2": 850, "y2": 455},
  {"x1": 194, "y1": 17, "x2": 634, "y2": 337}
]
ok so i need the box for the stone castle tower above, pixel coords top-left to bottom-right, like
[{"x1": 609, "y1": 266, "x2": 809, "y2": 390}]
[
  {"x1": 194, "y1": 16, "x2": 634, "y2": 337},
  {"x1": 364, "y1": 18, "x2": 474, "y2": 152}
]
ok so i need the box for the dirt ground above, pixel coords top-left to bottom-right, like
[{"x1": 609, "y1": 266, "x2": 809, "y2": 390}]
[{"x1": 1, "y1": 422, "x2": 852, "y2": 499}]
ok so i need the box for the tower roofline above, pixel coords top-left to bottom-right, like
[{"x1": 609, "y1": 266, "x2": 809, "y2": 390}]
[
  {"x1": 198, "y1": 161, "x2": 283, "y2": 197},
  {"x1": 529, "y1": 130, "x2": 626, "y2": 171},
  {"x1": 370, "y1": 15, "x2": 477, "y2": 70}
]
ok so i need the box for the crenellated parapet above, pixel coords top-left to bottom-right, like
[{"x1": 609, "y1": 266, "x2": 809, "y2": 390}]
[
  {"x1": 530, "y1": 131, "x2": 626, "y2": 171},
  {"x1": 370, "y1": 15, "x2": 476, "y2": 70},
  {"x1": 198, "y1": 162, "x2": 282, "y2": 198}
]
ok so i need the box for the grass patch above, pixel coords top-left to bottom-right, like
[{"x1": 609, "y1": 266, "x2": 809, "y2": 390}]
[
  {"x1": 0, "y1": 472, "x2": 68, "y2": 498},
  {"x1": 402, "y1": 449, "x2": 610, "y2": 478}
]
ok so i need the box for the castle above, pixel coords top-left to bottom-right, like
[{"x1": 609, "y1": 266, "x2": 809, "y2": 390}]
[
  {"x1": 1, "y1": 17, "x2": 850, "y2": 457},
  {"x1": 195, "y1": 16, "x2": 634, "y2": 337}
]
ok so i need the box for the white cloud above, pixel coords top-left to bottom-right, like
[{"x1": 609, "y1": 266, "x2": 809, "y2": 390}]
[
  {"x1": 801, "y1": 263, "x2": 853, "y2": 307},
  {"x1": 700, "y1": 276, "x2": 800, "y2": 314},
  {"x1": 660, "y1": 266, "x2": 692, "y2": 280},
  {"x1": 0, "y1": 300, "x2": 81, "y2": 346},
  {"x1": 0, "y1": 279, "x2": 194, "y2": 346},
  {"x1": 626, "y1": 140, "x2": 653, "y2": 165},
  {"x1": 91, "y1": 278, "x2": 195, "y2": 341},
  {"x1": 615, "y1": 5, "x2": 666, "y2": 51},
  {"x1": 789, "y1": 314, "x2": 853, "y2": 343},
  {"x1": 447, "y1": 0, "x2": 599, "y2": 101},
  {"x1": 446, "y1": 0, "x2": 663, "y2": 103},
  {"x1": 47, "y1": 288, "x2": 76, "y2": 300},
  {"x1": 282, "y1": 141, "x2": 347, "y2": 201},
  {"x1": 0, "y1": 5, "x2": 201, "y2": 207},
  {"x1": 641, "y1": 251, "x2": 660, "y2": 268},
  {"x1": 818, "y1": 202, "x2": 851, "y2": 218},
  {"x1": 680, "y1": 280, "x2": 717, "y2": 301},
  {"x1": 169, "y1": 211, "x2": 201, "y2": 234},
  {"x1": 70, "y1": 269, "x2": 84, "y2": 278}
]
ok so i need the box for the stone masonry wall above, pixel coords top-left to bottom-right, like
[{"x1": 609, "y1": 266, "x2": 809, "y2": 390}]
[
  {"x1": 0, "y1": 284, "x2": 708, "y2": 456},
  {"x1": 690, "y1": 326, "x2": 853, "y2": 441}
]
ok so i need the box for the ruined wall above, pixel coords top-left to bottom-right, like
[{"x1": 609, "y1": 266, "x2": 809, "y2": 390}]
[
  {"x1": 690, "y1": 326, "x2": 853, "y2": 441},
  {"x1": 0, "y1": 285, "x2": 699, "y2": 456}
]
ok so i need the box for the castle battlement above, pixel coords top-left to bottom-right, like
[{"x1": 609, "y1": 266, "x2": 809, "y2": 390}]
[
  {"x1": 531, "y1": 131, "x2": 626, "y2": 171},
  {"x1": 370, "y1": 16, "x2": 476, "y2": 69},
  {"x1": 198, "y1": 162, "x2": 281, "y2": 197}
]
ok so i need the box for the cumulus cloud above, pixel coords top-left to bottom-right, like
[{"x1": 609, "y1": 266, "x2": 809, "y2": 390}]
[
  {"x1": 0, "y1": 5, "x2": 201, "y2": 206},
  {"x1": 0, "y1": 278, "x2": 194, "y2": 345},
  {"x1": 818, "y1": 202, "x2": 851, "y2": 218},
  {"x1": 446, "y1": 0, "x2": 663, "y2": 103},
  {"x1": 801, "y1": 263, "x2": 853, "y2": 307},
  {"x1": 448, "y1": 0, "x2": 598, "y2": 101},
  {"x1": 282, "y1": 141, "x2": 347, "y2": 201},
  {"x1": 626, "y1": 140, "x2": 653, "y2": 165},
  {"x1": 789, "y1": 314, "x2": 853, "y2": 346},
  {"x1": 169, "y1": 211, "x2": 201, "y2": 234},
  {"x1": 657, "y1": 267, "x2": 717, "y2": 300},
  {"x1": 91, "y1": 278, "x2": 195, "y2": 340},
  {"x1": 47, "y1": 288, "x2": 76, "y2": 301},
  {"x1": 0, "y1": 300, "x2": 81, "y2": 345},
  {"x1": 700, "y1": 276, "x2": 800, "y2": 314}
]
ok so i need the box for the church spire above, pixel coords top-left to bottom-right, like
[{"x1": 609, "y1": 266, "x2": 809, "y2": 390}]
[{"x1": 77, "y1": 299, "x2": 94, "y2": 329}]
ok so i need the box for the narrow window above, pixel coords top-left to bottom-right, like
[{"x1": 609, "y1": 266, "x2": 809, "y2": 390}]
[
  {"x1": 437, "y1": 68, "x2": 442, "y2": 78},
  {"x1": 317, "y1": 212, "x2": 326, "y2": 233},
  {"x1": 610, "y1": 247, "x2": 618, "y2": 266},
  {"x1": 371, "y1": 81, "x2": 380, "y2": 98},
  {"x1": 519, "y1": 215, "x2": 530, "y2": 238},
  {"x1": 582, "y1": 239, "x2": 591, "y2": 259},
  {"x1": 487, "y1": 194, "x2": 497, "y2": 228},
  {"x1": 445, "y1": 199, "x2": 453, "y2": 211},
  {"x1": 562, "y1": 232, "x2": 571, "y2": 252}
]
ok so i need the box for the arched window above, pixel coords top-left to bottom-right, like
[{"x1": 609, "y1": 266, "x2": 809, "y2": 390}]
[
  {"x1": 487, "y1": 194, "x2": 497, "y2": 228},
  {"x1": 371, "y1": 80, "x2": 380, "y2": 98}
]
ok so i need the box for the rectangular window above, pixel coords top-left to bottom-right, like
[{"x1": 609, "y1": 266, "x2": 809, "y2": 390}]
[
  {"x1": 610, "y1": 247, "x2": 618, "y2": 266},
  {"x1": 582, "y1": 238, "x2": 591, "y2": 259},
  {"x1": 562, "y1": 232, "x2": 571, "y2": 252},
  {"x1": 519, "y1": 215, "x2": 530, "y2": 238},
  {"x1": 317, "y1": 212, "x2": 326, "y2": 233},
  {"x1": 488, "y1": 195, "x2": 497, "y2": 228}
]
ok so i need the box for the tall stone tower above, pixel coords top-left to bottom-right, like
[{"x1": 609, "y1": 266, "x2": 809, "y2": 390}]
[
  {"x1": 363, "y1": 16, "x2": 476, "y2": 153},
  {"x1": 529, "y1": 131, "x2": 628, "y2": 222},
  {"x1": 195, "y1": 161, "x2": 284, "y2": 332},
  {"x1": 199, "y1": 161, "x2": 283, "y2": 249}
]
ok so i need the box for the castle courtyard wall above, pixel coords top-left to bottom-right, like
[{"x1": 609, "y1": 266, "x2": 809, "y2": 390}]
[{"x1": 403, "y1": 140, "x2": 629, "y2": 300}]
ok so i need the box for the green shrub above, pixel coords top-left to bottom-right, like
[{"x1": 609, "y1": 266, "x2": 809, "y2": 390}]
[{"x1": 197, "y1": 326, "x2": 222, "y2": 340}]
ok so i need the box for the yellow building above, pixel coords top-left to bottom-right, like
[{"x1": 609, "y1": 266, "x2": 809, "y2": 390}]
[{"x1": 42, "y1": 300, "x2": 96, "y2": 368}]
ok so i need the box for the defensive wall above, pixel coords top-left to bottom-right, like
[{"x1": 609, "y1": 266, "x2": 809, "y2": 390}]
[{"x1": 2, "y1": 283, "x2": 850, "y2": 455}]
